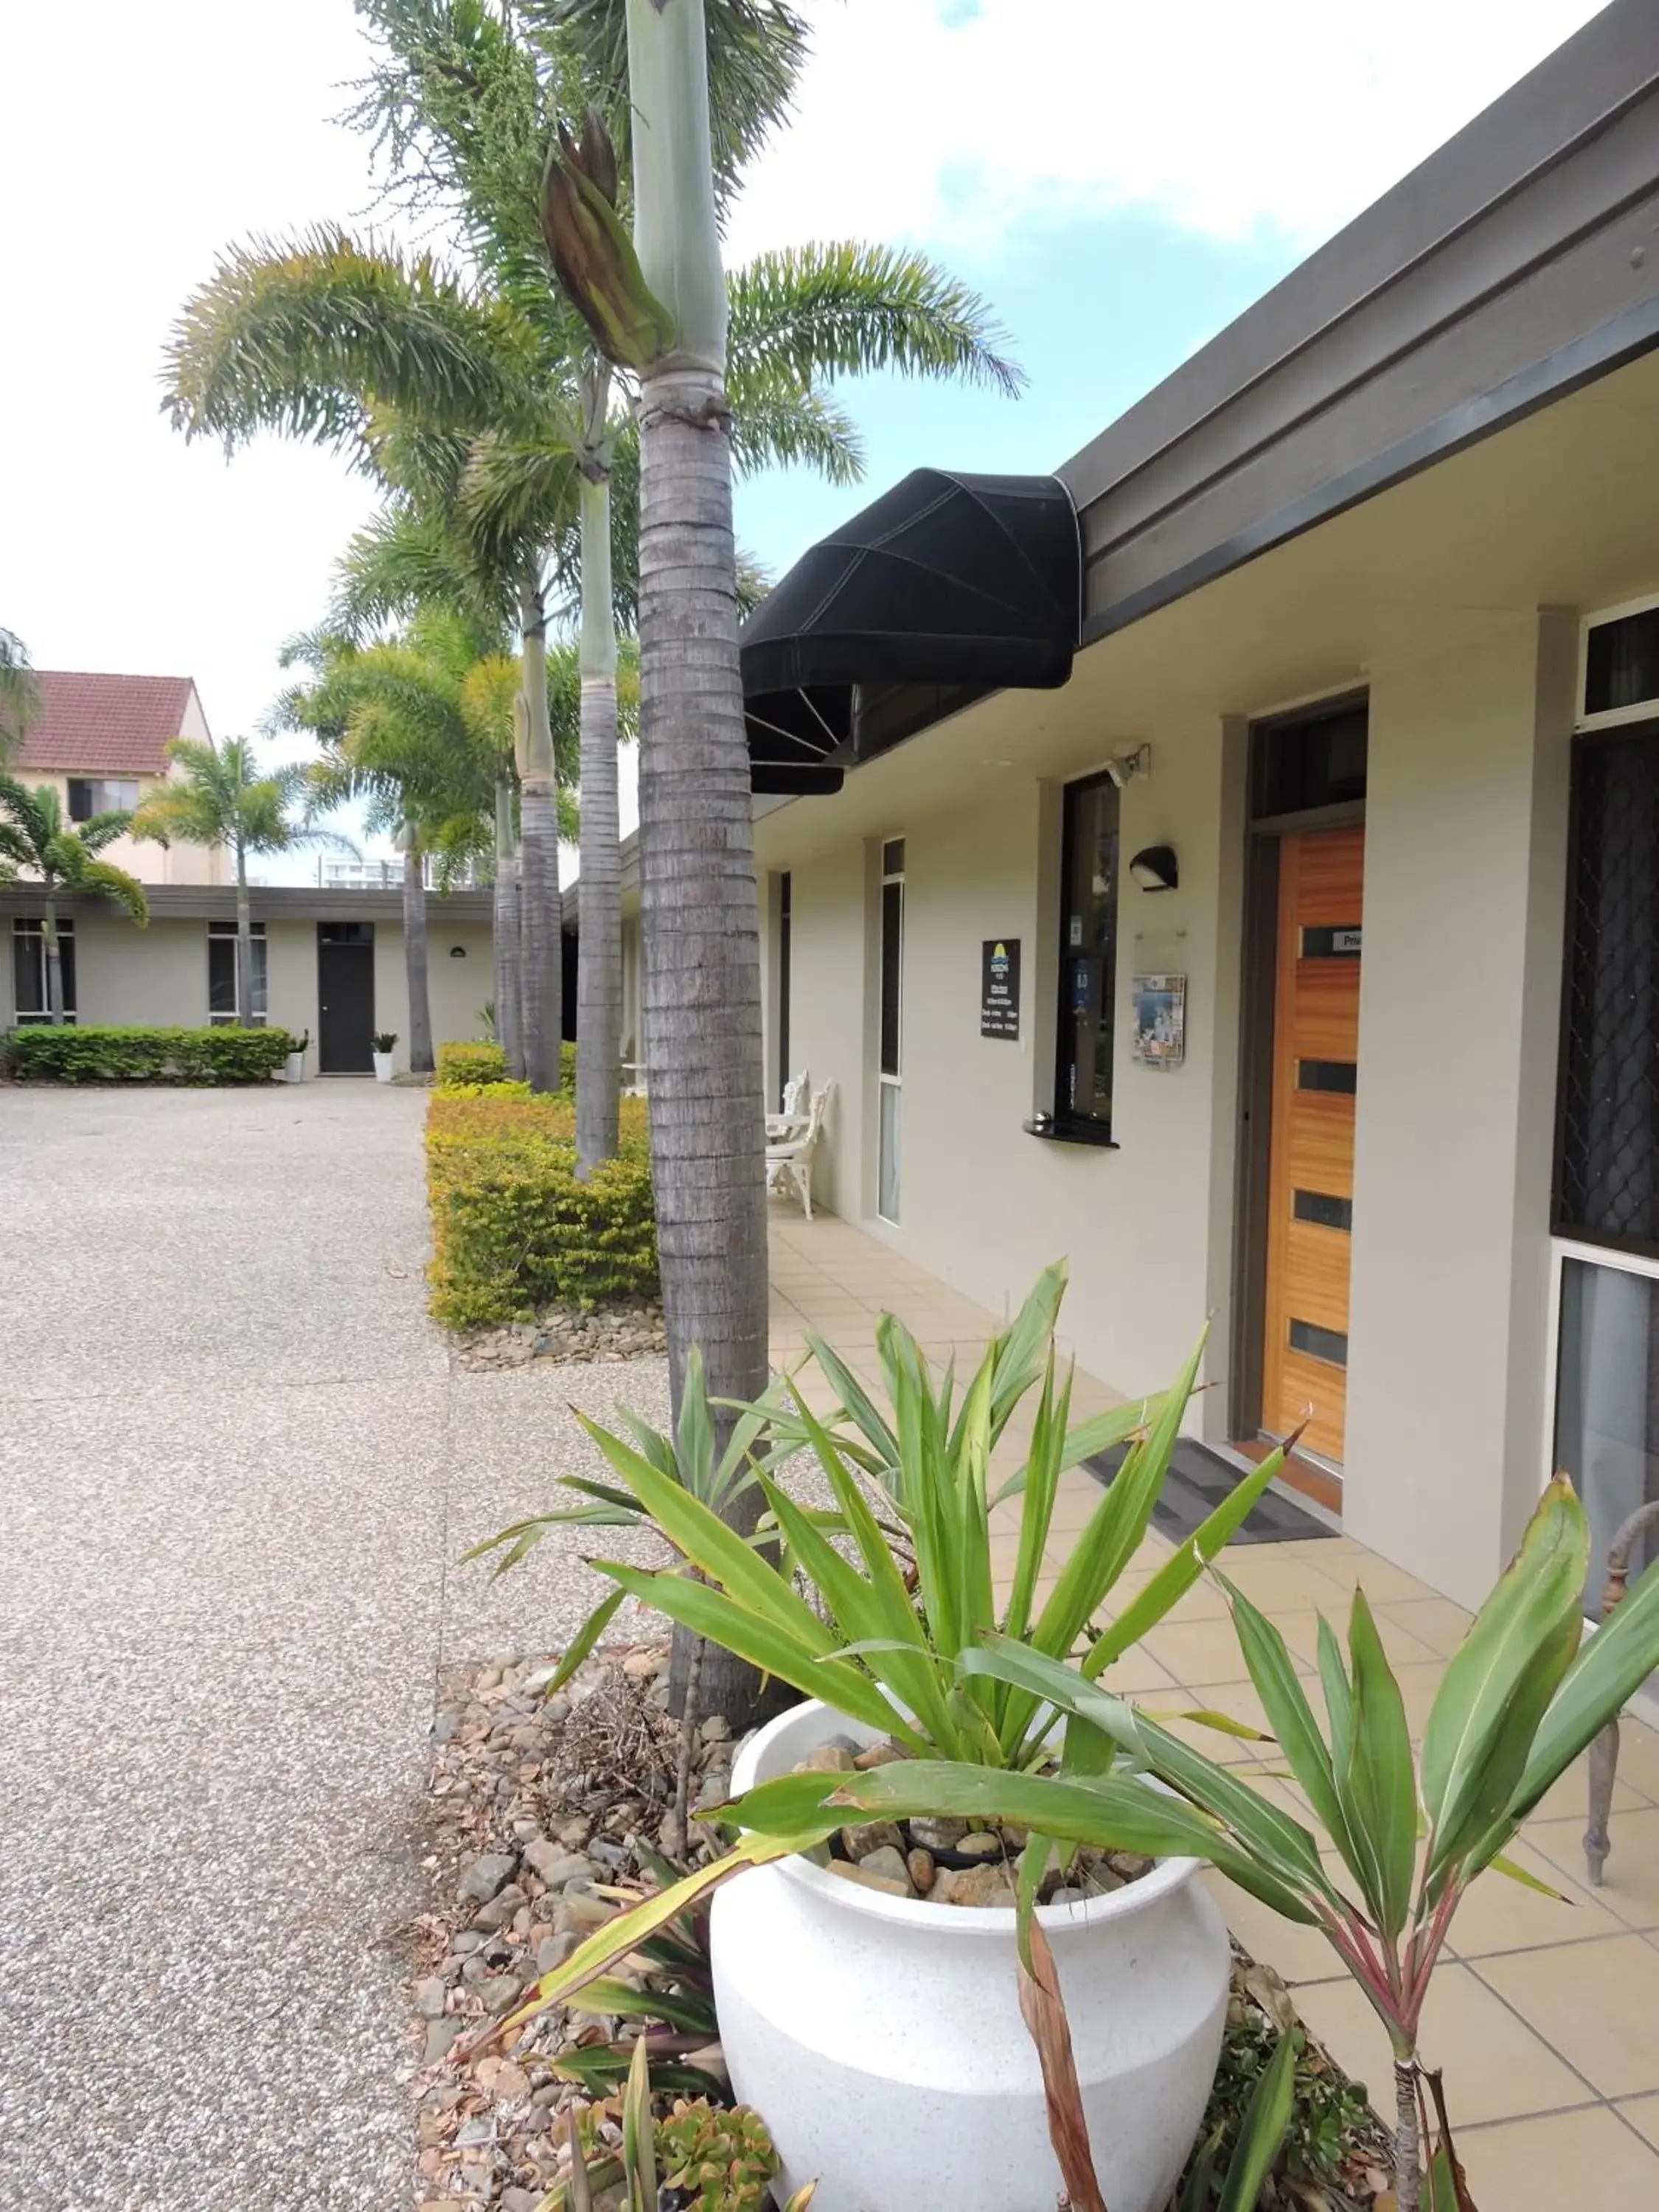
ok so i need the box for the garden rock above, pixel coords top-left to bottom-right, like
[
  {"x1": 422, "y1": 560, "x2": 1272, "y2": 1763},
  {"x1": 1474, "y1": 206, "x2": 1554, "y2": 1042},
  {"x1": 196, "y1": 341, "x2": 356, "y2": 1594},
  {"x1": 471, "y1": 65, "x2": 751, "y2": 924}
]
[
  {"x1": 459, "y1": 1853, "x2": 518, "y2": 1905},
  {"x1": 827, "y1": 1857, "x2": 912, "y2": 1899},
  {"x1": 521, "y1": 1841, "x2": 593, "y2": 1888},
  {"x1": 854, "y1": 1845, "x2": 914, "y2": 1891},
  {"x1": 841, "y1": 1819, "x2": 905, "y2": 1863},
  {"x1": 933, "y1": 1862, "x2": 1018, "y2": 1908}
]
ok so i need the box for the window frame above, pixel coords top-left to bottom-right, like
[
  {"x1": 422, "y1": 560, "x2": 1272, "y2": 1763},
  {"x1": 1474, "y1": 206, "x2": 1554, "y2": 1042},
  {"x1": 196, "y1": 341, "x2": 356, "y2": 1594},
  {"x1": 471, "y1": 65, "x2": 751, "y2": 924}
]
[
  {"x1": 1578, "y1": 588, "x2": 1659, "y2": 734},
  {"x1": 67, "y1": 776, "x2": 139, "y2": 823},
  {"x1": 207, "y1": 920, "x2": 269, "y2": 1026},
  {"x1": 12, "y1": 917, "x2": 77, "y2": 1023},
  {"x1": 876, "y1": 838, "x2": 905, "y2": 1225},
  {"x1": 1051, "y1": 771, "x2": 1122, "y2": 1144}
]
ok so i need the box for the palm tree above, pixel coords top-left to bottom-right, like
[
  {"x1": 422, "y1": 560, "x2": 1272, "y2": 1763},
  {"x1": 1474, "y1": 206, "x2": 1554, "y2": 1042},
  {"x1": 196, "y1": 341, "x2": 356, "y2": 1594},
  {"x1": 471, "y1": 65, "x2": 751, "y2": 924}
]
[
  {"x1": 170, "y1": 0, "x2": 1018, "y2": 1154},
  {"x1": 131, "y1": 737, "x2": 354, "y2": 1029},
  {"x1": 0, "y1": 779, "x2": 148, "y2": 1019},
  {"x1": 0, "y1": 629, "x2": 38, "y2": 762},
  {"x1": 274, "y1": 610, "x2": 519, "y2": 1074},
  {"x1": 613, "y1": 0, "x2": 771, "y2": 1721},
  {"x1": 164, "y1": 232, "x2": 579, "y2": 1095}
]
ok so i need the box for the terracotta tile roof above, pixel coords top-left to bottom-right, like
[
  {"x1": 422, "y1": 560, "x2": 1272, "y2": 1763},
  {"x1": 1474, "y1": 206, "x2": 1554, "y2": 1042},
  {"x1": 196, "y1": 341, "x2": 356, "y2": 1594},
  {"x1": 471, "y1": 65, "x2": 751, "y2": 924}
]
[{"x1": 19, "y1": 671, "x2": 198, "y2": 776}]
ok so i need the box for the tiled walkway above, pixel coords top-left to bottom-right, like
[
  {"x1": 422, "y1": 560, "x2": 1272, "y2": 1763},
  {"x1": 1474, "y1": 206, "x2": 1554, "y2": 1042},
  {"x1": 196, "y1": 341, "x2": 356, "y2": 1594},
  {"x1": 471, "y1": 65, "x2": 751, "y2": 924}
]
[{"x1": 768, "y1": 1208, "x2": 1659, "y2": 2205}]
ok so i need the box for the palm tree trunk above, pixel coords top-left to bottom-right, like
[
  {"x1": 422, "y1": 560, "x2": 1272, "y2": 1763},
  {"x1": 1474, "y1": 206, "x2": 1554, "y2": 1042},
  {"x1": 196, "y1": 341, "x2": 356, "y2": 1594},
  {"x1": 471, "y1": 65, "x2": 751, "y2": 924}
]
[
  {"x1": 518, "y1": 583, "x2": 563, "y2": 1096},
  {"x1": 43, "y1": 889, "x2": 64, "y2": 1024},
  {"x1": 494, "y1": 780, "x2": 524, "y2": 1079},
  {"x1": 627, "y1": 0, "x2": 771, "y2": 1726},
  {"x1": 575, "y1": 462, "x2": 622, "y2": 1178},
  {"x1": 403, "y1": 830, "x2": 434, "y2": 1075},
  {"x1": 234, "y1": 841, "x2": 254, "y2": 1029}
]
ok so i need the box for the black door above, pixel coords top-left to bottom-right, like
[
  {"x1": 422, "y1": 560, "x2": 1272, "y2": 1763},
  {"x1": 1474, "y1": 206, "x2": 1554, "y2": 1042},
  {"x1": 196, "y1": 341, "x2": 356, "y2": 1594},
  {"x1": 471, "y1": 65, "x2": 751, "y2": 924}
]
[{"x1": 318, "y1": 923, "x2": 375, "y2": 1072}]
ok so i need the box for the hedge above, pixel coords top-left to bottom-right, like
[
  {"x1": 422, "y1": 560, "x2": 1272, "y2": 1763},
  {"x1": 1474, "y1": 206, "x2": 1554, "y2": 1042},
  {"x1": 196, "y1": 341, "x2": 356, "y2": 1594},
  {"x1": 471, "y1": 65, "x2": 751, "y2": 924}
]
[
  {"x1": 425, "y1": 1088, "x2": 656, "y2": 1327},
  {"x1": 436, "y1": 1039, "x2": 579, "y2": 1093},
  {"x1": 7, "y1": 1025, "x2": 296, "y2": 1085},
  {"x1": 436, "y1": 1039, "x2": 506, "y2": 1085}
]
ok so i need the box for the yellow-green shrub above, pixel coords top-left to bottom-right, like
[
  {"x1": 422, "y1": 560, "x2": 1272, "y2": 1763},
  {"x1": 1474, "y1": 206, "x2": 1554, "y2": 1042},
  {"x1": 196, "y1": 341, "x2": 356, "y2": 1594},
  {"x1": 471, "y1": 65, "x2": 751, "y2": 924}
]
[
  {"x1": 437, "y1": 1038, "x2": 507, "y2": 1086},
  {"x1": 426, "y1": 1090, "x2": 655, "y2": 1327}
]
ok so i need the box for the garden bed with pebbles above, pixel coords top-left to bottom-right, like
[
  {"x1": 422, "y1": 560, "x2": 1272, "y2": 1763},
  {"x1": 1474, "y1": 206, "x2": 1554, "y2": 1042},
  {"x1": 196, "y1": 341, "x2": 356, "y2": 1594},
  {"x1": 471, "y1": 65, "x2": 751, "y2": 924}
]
[
  {"x1": 409, "y1": 1646, "x2": 1389, "y2": 2212},
  {"x1": 454, "y1": 1298, "x2": 667, "y2": 1373}
]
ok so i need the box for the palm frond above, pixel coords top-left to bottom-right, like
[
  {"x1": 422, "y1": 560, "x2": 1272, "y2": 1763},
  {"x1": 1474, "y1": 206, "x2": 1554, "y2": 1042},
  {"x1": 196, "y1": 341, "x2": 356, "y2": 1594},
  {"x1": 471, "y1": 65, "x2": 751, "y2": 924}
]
[
  {"x1": 0, "y1": 627, "x2": 40, "y2": 757},
  {"x1": 727, "y1": 372, "x2": 863, "y2": 484},
  {"x1": 76, "y1": 860, "x2": 150, "y2": 928},
  {"x1": 525, "y1": 0, "x2": 811, "y2": 220},
  {"x1": 161, "y1": 226, "x2": 528, "y2": 457},
  {"x1": 728, "y1": 240, "x2": 1025, "y2": 397}
]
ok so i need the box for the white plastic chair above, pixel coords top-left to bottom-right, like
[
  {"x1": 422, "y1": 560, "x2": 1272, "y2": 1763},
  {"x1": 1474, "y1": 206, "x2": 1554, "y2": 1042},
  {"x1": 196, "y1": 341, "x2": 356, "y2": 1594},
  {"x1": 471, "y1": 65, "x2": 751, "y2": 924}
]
[{"x1": 766, "y1": 1082, "x2": 832, "y2": 1219}]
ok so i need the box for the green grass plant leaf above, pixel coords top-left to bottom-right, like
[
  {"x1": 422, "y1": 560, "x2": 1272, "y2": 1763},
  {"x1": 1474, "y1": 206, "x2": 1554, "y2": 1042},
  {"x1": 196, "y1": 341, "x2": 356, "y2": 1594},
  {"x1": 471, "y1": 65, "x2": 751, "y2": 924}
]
[
  {"x1": 1338, "y1": 1591, "x2": 1418, "y2": 1941},
  {"x1": 1217, "y1": 2028, "x2": 1298, "y2": 2212},
  {"x1": 1506, "y1": 1543, "x2": 1659, "y2": 1829},
  {"x1": 546, "y1": 1588, "x2": 627, "y2": 1694},
  {"x1": 1082, "y1": 1445, "x2": 1285, "y2": 1676},
  {"x1": 1420, "y1": 1478, "x2": 1585, "y2": 1882},
  {"x1": 1217, "y1": 1575, "x2": 1360, "y2": 1884},
  {"x1": 593, "y1": 1561, "x2": 926, "y2": 1749}
]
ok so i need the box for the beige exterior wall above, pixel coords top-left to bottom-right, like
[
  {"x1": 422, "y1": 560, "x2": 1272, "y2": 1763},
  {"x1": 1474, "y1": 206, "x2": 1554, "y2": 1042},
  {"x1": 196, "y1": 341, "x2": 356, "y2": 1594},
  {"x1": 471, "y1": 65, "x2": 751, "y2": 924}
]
[
  {"x1": 24, "y1": 689, "x2": 226, "y2": 887},
  {"x1": 759, "y1": 606, "x2": 1593, "y2": 1607},
  {"x1": 425, "y1": 918, "x2": 495, "y2": 1051},
  {"x1": 771, "y1": 717, "x2": 1246, "y2": 1420},
  {"x1": 1343, "y1": 612, "x2": 1576, "y2": 1607},
  {"x1": 1, "y1": 911, "x2": 495, "y2": 1077}
]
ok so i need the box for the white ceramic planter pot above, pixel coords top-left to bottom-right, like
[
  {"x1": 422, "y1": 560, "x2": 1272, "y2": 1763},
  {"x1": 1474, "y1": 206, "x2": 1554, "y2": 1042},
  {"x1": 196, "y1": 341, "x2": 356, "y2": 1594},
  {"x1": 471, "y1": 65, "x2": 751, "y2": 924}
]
[
  {"x1": 372, "y1": 1051, "x2": 396, "y2": 1083},
  {"x1": 712, "y1": 1699, "x2": 1227, "y2": 2212},
  {"x1": 284, "y1": 1051, "x2": 305, "y2": 1083}
]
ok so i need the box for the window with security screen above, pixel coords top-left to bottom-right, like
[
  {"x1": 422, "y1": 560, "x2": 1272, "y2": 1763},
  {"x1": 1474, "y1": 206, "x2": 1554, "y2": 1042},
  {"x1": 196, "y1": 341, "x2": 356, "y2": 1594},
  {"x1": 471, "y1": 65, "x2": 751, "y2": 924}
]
[{"x1": 1557, "y1": 723, "x2": 1659, "y2": 1251}]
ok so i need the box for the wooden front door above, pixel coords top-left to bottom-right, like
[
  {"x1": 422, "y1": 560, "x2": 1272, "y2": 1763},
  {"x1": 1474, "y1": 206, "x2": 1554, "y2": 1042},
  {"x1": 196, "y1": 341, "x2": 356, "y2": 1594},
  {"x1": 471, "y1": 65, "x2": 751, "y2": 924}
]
[{"x1": 1262, "y1": 826, "x2": 1363, "y2": 1467}]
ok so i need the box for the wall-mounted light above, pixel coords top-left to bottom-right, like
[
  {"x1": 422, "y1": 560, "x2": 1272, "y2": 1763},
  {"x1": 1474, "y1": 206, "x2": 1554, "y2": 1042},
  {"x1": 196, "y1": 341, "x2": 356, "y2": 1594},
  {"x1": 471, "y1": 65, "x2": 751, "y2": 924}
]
[
  {"x1": 1105, "y1": 742, "x2": 1152, "y2": 788},
  {"x1": 450, "y1": 945, "x2": 467, "y2": 958},
  {"x1": 1129, "y1": 844, "x2": 1178, "y2": 892}
]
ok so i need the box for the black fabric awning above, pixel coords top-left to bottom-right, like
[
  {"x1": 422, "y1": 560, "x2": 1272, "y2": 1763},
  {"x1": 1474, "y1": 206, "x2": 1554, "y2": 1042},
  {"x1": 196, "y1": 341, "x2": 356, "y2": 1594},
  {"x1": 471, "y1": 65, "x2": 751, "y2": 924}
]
[{"x1": 742, "y1": 470, "x2": 1081, "y2": 795}]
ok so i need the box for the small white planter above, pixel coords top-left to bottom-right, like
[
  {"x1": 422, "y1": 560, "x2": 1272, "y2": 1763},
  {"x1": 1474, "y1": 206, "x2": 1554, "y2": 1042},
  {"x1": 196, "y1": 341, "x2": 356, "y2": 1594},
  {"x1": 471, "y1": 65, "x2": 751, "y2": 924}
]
[
  {"x1": 284, "y1": 1051, "x2": 305, "y2": 1083},
  {"x1": 712, "y1": 1699, "x2": 1228, "y2": 2212},
  {"x1": 372, "y1": 1051, "x2": 396, "y2": 1083}
]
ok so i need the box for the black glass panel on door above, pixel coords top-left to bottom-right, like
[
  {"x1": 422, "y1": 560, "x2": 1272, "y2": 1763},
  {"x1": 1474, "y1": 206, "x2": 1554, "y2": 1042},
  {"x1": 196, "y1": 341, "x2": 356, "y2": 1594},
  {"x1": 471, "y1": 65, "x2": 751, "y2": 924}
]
[{"x1": 318, "y1": 922, "x2": 375, "y2": 1072}]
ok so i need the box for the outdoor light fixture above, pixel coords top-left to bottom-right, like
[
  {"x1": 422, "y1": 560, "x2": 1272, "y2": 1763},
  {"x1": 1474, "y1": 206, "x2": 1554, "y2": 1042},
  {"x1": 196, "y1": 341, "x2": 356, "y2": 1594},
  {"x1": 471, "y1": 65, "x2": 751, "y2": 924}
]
[
  {"x1": 1129, "y1": 844, "x2": 1179, "y2": 892},
  {"x1": 450, "y1": 945, "x2": 467, "y2": 958},
  {"x1": 1105, "y1": 742, "x2": 1152, "y2": 788}
]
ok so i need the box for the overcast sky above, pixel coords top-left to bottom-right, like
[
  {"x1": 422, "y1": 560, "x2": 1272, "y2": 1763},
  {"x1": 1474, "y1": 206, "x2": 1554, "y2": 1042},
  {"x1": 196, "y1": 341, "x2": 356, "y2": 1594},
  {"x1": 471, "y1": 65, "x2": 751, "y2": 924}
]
[{"x1": 0, "y1": 0, "x2": 1603, "y2": 879}]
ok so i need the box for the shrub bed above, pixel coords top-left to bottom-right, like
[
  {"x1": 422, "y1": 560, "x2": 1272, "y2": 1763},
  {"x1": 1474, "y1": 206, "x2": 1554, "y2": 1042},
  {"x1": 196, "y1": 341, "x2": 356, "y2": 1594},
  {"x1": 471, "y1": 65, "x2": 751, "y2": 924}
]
[
  {"x1": 436, "y1": 1038, "x2": 507, "y2": 1086},
  {"x1": 426, "y1": 1087, "x2": 656, "y2": 1326},
  {"x1": 434, "y1": 1039, "x2": 578, "y2": 1092},
  {"x1": 7, "y1": 1024, "x2": 296, "y2": 1085}
]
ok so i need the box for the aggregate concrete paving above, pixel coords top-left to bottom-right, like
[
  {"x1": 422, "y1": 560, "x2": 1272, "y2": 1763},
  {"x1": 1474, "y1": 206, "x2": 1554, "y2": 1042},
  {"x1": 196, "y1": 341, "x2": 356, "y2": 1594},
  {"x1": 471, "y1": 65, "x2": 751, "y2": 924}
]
[{"x1": 0, "y1": 1082, "x2": 668, "y2": 2211}]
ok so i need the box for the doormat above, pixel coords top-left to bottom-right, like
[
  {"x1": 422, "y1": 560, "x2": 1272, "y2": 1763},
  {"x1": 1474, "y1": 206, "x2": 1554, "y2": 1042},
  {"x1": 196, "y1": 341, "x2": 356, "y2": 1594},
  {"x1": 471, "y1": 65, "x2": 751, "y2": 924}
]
[{"x1": 1084, "y1": 1438, "x2": 1335, "y2": 1545}]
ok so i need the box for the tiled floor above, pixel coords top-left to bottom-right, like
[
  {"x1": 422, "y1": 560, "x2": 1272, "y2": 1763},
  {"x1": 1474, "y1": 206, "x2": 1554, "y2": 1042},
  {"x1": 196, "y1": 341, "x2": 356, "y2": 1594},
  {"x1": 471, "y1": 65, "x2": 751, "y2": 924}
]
[{"x1": 768, "y1": 1208, "x2": 1659, "y2": 2198}]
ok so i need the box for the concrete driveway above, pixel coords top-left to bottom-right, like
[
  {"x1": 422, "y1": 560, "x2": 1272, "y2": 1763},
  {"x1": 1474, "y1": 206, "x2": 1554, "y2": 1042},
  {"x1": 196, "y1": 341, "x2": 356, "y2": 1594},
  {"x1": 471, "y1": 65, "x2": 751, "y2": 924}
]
[{"x1": 0, "y1": 1081, "x2": 668, "y2": 2211}]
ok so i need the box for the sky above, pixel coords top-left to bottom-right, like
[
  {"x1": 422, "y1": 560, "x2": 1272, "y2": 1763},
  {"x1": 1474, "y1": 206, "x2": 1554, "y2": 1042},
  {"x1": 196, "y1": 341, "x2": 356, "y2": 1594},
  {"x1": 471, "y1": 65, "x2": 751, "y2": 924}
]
[{"x1": 0, "y1": 0, "x2": 1606, "y2": 880}]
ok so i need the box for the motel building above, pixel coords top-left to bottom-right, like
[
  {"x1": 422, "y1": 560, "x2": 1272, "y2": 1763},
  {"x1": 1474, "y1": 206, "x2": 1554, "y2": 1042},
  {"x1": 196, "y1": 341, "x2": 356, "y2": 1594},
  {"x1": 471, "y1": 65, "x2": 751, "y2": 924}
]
[{"x1": 728, "y1": 0, "x2": 1659, "y2": 1613}]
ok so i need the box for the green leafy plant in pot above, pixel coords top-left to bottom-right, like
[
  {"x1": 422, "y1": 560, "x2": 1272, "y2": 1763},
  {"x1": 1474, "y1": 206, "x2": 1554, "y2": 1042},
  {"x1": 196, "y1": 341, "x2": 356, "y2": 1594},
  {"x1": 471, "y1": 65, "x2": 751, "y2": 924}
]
[
  {"x1": 474, "y1": 1265, "x2": 1301, "y2": 2211},
  {"x1": 971, "y1": 1478, "x2": 1659, "y2": 2210}
]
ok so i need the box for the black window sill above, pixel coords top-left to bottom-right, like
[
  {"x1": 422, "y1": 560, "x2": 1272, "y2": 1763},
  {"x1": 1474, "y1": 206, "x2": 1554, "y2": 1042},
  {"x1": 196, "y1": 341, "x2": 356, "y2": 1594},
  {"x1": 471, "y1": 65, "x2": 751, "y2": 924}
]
[{"x1": 1023, "y1": 1117, "x2": 1119, "y2": 1150}]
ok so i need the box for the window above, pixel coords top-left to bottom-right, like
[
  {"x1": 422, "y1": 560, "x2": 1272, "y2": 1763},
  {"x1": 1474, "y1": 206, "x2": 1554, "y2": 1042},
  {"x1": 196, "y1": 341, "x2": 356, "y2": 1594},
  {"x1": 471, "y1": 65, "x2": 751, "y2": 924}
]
[
  {"x1": 1557, "y1": 723, "x2": 1659, "y2": 1251},
  {"x1": 1583, "y1": 601, "x2": 1659, "y2": 725},
  {"x1": 67, "y1": 777, "x2": 139, "y2": 822},
  {"x1": 1251, "y1": 698, "x2": 1368, "y2": 821},
  {"x1": 1054, "y1": 775, "x2": 1120, "y2": 1137},
  {"x1": 208, "y1": 922, "x2": 268, "y2": 1024},
  {"x1": 877, "y1": 838, "x2": 905, "y2": 1223},
  {"x1": 12, "y1": 918, "x2": 76, "y2": 1023}
]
